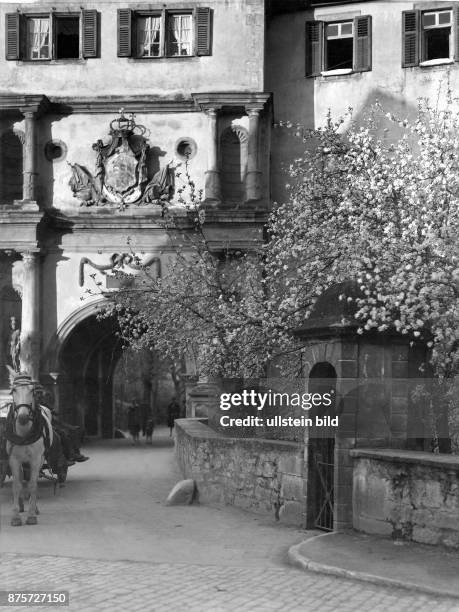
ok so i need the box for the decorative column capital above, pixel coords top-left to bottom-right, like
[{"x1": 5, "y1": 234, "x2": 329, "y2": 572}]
[
  {"x1": 246, "y1": 106, "x2": 263, "y2": 117},
  {"x1": 20, "y1": 108, "x2": 38, "y2": 119},
  {"x1": 205, "y1": 107, "x2": 220, "y2": 118},
  {"x1": 21, "y1": 250, "x2": 40, "y2": 264}
]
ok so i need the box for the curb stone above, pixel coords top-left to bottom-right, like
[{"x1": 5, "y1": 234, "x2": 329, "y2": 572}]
[{"x1": 288, "y1": 532, "x2": 459, "y2": 601}]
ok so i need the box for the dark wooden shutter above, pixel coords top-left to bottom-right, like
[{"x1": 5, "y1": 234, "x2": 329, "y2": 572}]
[
  {"x1": 305, "y1": 21, "x2": 323, "y2": 77},
  {"x1": 117, "y1": 9, "x2": 132, "y2": 57},
  {"x1": 353, "y1": 15, "x2": 371, "y2": 72},
  {"x1": 5, "y1": 13, "x2": 20, "y2": 60},
  {"x1": 402, "y1": 10, "x2": 419, "y2": 67},
  {"x1": 196, "y1": 7, "x2": 211, "y2": 56},
  {"x1": 82, "y1": 10, "x2": 98, "y2": 58},
  {"x1": 454, "y1": 5, "x2": 459, "y2": 61}
]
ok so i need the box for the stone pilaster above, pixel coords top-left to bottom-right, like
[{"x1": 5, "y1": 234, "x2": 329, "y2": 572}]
[
  {"x1": 204, "y1": 108, "x2": 222, "y2": 205},
  {"x1": 20, "y1": 110, "x2": 37, "y2": 202},
  {"x1": 19, "y1": 251, "x2": 40, "y2": 380}
]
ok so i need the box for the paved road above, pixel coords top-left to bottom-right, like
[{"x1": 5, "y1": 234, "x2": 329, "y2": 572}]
[{"x1": 0, "y1": 427, "x2": 457, "y2": 612}]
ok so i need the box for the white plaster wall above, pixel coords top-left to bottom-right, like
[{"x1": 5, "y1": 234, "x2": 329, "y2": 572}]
[
  {"x1": 0, "y1": 0, "x2": 265, "y2": 96},
  {"x1": 266, "y1": 1, "x2": 459, "y2": 203}
]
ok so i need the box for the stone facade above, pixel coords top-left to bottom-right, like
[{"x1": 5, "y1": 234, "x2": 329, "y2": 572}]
[
  {"x1": 175, "y1": 418, "x2": 306, "y2": 526},
  {"x1": 352, "y1": 449, "x2": 459, "y2": 548},
  {"x1": 0, "y1": 0, "x2": 271, "y2": 424}
]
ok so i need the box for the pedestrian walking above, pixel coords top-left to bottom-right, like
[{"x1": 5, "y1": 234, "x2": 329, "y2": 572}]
[
  {"x1": 167, "y1": 397, "x2": 181, "y2": 437},
  {"x1": 128, "y1": 402, "x2": 140, "y2": 443},
  {"x1": 145, "y1": 417, "x2": 155, "y2": 443}
]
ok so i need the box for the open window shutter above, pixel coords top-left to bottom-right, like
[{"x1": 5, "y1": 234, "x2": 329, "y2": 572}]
[
  {"x1": 305, "y1": 20, "x2": 323, "y2": 77},
  {"x1": 454, "y1": 5, "x2": 459, "y2": 61},
  {"x1": 402, "y1": 10, "x2": 419, "y2": 67},
  {"x1": 353, "y1": 15, "x2": 371, "y2": 72},
  {"x1": 196, "y1": 7, "x2": 211, "y2": 56},
  {"x1": 82, "y1": 10, "x2": 98, "y2": 58},
  {"x1": 117, "y1": 9, "x2": 132, "y2": 57},
  {"x1": 5, "y1": 13, "x2": 20, "y2": 60}
]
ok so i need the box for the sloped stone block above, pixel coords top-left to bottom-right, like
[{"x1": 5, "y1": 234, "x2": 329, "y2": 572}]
[{"x1": 166, "y1": 479, "x2": 196, "y2": 506}]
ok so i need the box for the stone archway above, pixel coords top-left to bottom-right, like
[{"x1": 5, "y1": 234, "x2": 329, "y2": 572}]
[
  {"x1": 58, "y1": 312, "x2": 123, "y2": 437},
  {"x1": 43, "y1": 301, "x2": 123, "y2": 438}
]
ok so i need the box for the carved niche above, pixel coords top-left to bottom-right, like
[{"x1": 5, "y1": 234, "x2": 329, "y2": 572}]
[{"x1": 68, "y1": 109, "x2": 179, "y2": 211}]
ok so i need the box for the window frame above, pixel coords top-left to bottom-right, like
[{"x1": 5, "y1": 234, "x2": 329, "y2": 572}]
[
  {"x1": 421, "y1": 8, "x2": 453, "y2": 62},
  {"x1": 135, "y1": 9, "x2": 194, "y2": 59},
  {"x1": 402, "y1": 6, "x2": 459, "y2": 68},
  {"x1": 5, "y1": 10, "x2": 98, "y2": 62},
  {"x1": 305, "y1": 15, "x2": 372, "y2": 78},
  {"x1": 118, "y1": 7, "x2": 212, "y2": 59},
  {"x1": 25, "y1": 14, "x2": 52, "y2": 61},
  {"x1": 166, "y1": 10, "x2": 194, "y2": 58},
  {"x1": 135, "y1": 11, "x2": 164, "y2": 59},
  {"x1": 324, "y1": 20, "x2": 354, "y2": 72}
]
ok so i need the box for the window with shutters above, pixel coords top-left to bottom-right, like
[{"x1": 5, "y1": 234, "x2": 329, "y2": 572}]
[
  {"x1": 5, "y1": 11, "x2": 98, "y2": 61},
  {"x1": 305, "y1": 15, "x2": 371, "y2": 77},
  {"x1": 402, "y1": 7, "x2": 458, "y2": 68},
  {"x1": 118, "y1": 8, "x2": 212, "y2": 58}
]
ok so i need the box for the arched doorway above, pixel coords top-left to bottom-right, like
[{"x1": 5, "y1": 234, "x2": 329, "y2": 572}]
[
  {"x1": 307, "y1": 361, "x2": 337, "y2": 531},
  {"x1": 220, "y1": 126, "x2": 248, "y2": 203},
  {"x1": 58, "y1": 313, "x2": 123, "y2": 437}
]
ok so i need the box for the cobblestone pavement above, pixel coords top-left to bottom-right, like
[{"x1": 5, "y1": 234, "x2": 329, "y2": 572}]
[
  {"x1": 1, "y1": 553, "x2": 458, "y2": 612},
  {"x1": 1, "y1": 429, "x2": 458, "y2": 612}
]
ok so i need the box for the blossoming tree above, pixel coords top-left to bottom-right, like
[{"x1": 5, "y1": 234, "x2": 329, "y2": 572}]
[{"x1": 102, "y1": 96, "x2": 458, "y2": 449}]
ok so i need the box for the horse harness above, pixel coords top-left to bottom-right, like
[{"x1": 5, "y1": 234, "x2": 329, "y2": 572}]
[{"x1": 3, "y1": 402, "x2": 51, "y2": 451}]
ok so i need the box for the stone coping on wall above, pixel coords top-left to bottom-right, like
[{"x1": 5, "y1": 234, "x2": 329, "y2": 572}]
[
  {"x1": 175, "y1": 418, "x2": 302, "y2": 450},
  {"x1": 350, "y1": 448, "x2": 459, "y2": 471}
]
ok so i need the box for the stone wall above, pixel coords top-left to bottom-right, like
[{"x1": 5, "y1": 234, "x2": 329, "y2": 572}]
[
  {"x1": 175, "y1": 418, "x2": 306, "y2": 526},
  {"x1": 352, "y1": 449, "x2": 459, "y2": 548}
]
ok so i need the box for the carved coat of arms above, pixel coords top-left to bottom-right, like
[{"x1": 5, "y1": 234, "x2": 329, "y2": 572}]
[{"x1": 68, "y1": 110, "x2": 179, "y2": 210}]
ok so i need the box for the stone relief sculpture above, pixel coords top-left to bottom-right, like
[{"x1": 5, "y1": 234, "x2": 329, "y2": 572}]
[
  {"x1": 79, "y1": 253, "x2": 161, "y2": 287},
  {"x1": 68, "y1": 109, "x2": 180, "y2": 211}
]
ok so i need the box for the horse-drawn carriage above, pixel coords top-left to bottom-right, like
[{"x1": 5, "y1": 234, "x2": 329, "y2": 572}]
[{"x1": 0, "y1": 372, "x2": 83, "y2": 526}]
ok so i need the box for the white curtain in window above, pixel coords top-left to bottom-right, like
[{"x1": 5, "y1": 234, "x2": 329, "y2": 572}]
[
  {"x1": 170, "y1": 15, "x2": 191, "y2": 55},
  {"x1": 28, "y1": 18, "x2": 50, "y2": 59},
  {"x1": 139, "y1": 16, "x2": 161, "y2": 57}
]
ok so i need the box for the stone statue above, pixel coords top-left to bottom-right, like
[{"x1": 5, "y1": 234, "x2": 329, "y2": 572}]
[
  {"x1": 7, "y1": 316, "x2": 21, "y2": 372},
  {"x1": 68, "y1": 162, "x2": 101, "y2": 206},
  {"x1": 142, "y1": 159, "x2": 181, "y2": 204}
]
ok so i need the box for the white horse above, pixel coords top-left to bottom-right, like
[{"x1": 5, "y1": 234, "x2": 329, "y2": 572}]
[{"x1": 4, "y1": 372, "x2": 52, "y2": 526}]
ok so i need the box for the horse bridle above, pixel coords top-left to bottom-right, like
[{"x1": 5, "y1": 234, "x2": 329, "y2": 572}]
[{"x1": 12, "y1": 402, "x2": 35, "y2": 423}]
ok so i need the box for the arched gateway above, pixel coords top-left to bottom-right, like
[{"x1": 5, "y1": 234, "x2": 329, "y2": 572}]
[{"x1": 45, "y1": 299, "x2": 122, "y2": 438}]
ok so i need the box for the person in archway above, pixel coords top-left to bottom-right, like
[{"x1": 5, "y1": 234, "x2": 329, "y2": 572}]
[
  {"x1": 167, "y1": 397, "x2": 181, "y2": 437},
  {"x1": 139, "y1": 401, "x2": 150, "y2": 438},
  {"x1": 128, "y1": 401, "x2": 140, "y2": 443}
]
